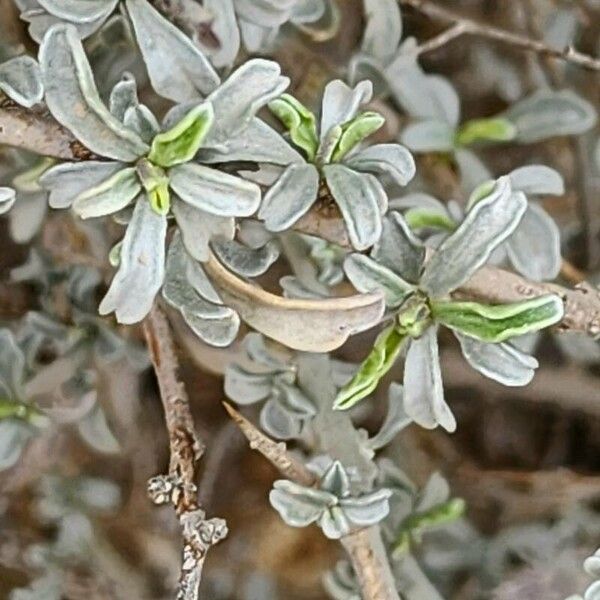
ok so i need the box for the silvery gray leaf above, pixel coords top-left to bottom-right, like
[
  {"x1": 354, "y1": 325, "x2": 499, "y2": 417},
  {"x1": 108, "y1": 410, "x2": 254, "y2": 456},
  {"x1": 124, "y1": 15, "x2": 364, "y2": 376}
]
[
  {"x1": 508, "y1": 165, "x2": 565, "y2": 196},
  {"x1": 109, "y1": 73, "x2": 138, "y2": 122},
  {"x1": 224, "y1": 364, "x2": 273, "y2": 404},
  {"x1": 239, "y1": 164, "x2": 283, "y2": 187},
  {"x1": 212, "y1": 239, "x2": 280, "y2": 277},
  {"x1": 348, "y1": 53, "x2": 388, "y2": 95},
  {"x1": 455, "y1": 332, "x2": 539, "y2": 387},
  {"x1": 454, "y1": 148, "x2": 492, "y2": 193},
  {"x1": 320, "y1": 79, "x2": 372, "y2": 140},
  {"x1": 40, "y1": 161, "x2": 125, "y2": 209},
  {"x1": 260, "y1": 399, "x2": 303, "y2": 440},
  {"x1": 235, "y1": 0, "x2": 295, "y2": 26},
  {"x1": 203, "y1": 59, "x2": 290, "y2": 149},
  {"x1": 72, "y1": 167, "x2": 141, "y2": 219},
  {"x1": 344, "y1": 253, "x2": 414, "y2": 308},
  {"x1": 280, "y1": 276, "x2": 324, "y2": 299},
  {"x1": 368, "y1": 383, "x2": 412, "y2": 450},
  {"x1": 291, "y1": 0, "x2": 326, "y2": 23},
  {"x1": 198, "y1": 117, "x2": 303, "y2": 165},
  {"x1": 504, "y1": 89, "x2": 597, "y2": 143},
  {"x1": 388, "y1": 192, "x2": 447, "y2": 213},
  {"x1": 123, "y1": 104, "x2": 160, "y2": 143},
  {"x1": 387, "y1": 49, "x2": 460, "y2": 125},
  {"x1": 125, "y1": 0, "x2": 220, "y2": 102},
  {"x1": 38, "y1": 0, "x2": 118, "y2": 23},
  {"x1": 163, "y1": 235, "x2": 240, "y2": 346},
  {"x1": 320, "y1": 460, "x2": 351, "y2": 497},
  {"x1": 339, "y1": 488, "x2": 392, "y2": 525},
  {"x1": 0, "y1": 420, "x2": 34, "y2": 471},
  {"x1": 0, "y1": 187, "x2": 16, "y2": 215},
  {"x1": 506, "y1": 203, "x2": 561, "y2": 281},
  {"x1": 10, "y1": 573, "x2": 62, "y2": 600},
  {"x1": 238, "y1": 20, "x2": 277, "y2": 53},
  {"x1": 344, "y1": 143, "x2": 415, "y2": 187},
  {"x1": 544, "y1": 8, "x2": 578, "y2": 50},
  {"x1": 39, "y1": 24, "x2": 149, "y2": 161},
  {"x1": 77, "y1": 402, "x2": 120, "y2": 454},
  {"x1": 401, "y1": 119, "x2": 455, "y2": 152},
  {"x1": 0, "y1": 329, "x2": 26, "y2": 400},
  {"x1": 185, "y1": 258, "x2": 223, "y2": 305},
  {"x1": 555, "y1": 332, "x2": 600, "y2": 365},
  {"x1": 417, "y1": 471, "x2": 450, "y2": 512},
  {"x1": 319, "y1": 506, "x2": 352, "y2": 539},
  {"x1": 16, "y1": 0, "x2": 116, "y2": 42},
  {"x1": 404, "y1": 327, "x2": 456, "y2": 433},
  {"x1": 277, "y1": 382, "x2": 316, "y2": 416},
  {"x1": 372, "y1": 211, "x2": 425, "y2": 283},
  {"x1": 323, "y1": 561, "x2": 360, "y2": 600},
  {"x1": 585, "y1": 581, "x2": 600, "y2": 600},
  {"x1": 0, "y1": 55, "x2": 43, "y2": 108},
  {"x1": 259, "y1": 162, "x2": 319, "y2": 231},
  {"x1": 75, "y1": 476, "x2": 121, "y2": 511},
  {"x1": 421, "y1": 177, "x2": 527, "y2": 297},
  {"x1": 99, "y1": 198, "x2": 166, "y2": 324},
  {"x1": 584, "y1": 551, "x2": 600, "y2": 578},
  {"x1": 270, "y1": 481, "x2": 333, "y2": 527},
  {"x1": 93, "y1": 324, "x2": 129, "y2": 363},
  {"x1": 197, "y1": 0, "x2": 240, "y2": 68},
  {"x1": 172, "y1": 198, "x2": 234, "y2": 262},
  {"x1": 8, "y1": 192, "x2": 47, "y2": 243},
  {"x1": 426, "y1": 75, "x2": 462, "y2": 126},
  {"x1": 169, "y1": 163, "x2": 261, "y2": 217},
  {"x1": 243, "y1": 332, "x2": 290, "y2": 371},
  {"x1": 323, "y1": 163, "x2": 386, "y2": 250},
  {"x1": 361, "y1": 0, "x2": 402, "y2": 64}
]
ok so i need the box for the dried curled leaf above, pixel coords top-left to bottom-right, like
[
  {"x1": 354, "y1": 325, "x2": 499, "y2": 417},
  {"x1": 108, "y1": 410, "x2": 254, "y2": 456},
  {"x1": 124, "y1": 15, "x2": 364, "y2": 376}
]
[{"x1": 204, "y1": 253, "x2": 385, "y2": 352}]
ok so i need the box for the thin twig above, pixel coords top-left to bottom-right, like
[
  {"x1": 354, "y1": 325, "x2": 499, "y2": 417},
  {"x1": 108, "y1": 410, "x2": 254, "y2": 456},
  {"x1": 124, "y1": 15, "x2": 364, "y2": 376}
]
[
  {"x1": 223, "y1": 402, "x2": 400, "y2": 600},
  {"x1": 222, "y1": 402, "x2": 316, "y2": 487},
  {"x1": 412, "y1": 21, "x2": 470, "y2": 56},
  {"x1": 0, "y1": 95, "x2": 95, "y2": 160},
  {"x1": 143, "y1": 304, "x2": 227, "y2": 600},
  {"x1": 401, "y1": 0, "x2": 600, "y2": 70}
]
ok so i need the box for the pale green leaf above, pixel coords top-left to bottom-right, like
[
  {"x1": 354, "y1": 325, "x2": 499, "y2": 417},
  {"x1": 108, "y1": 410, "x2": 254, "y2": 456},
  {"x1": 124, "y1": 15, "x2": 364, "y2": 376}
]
[
  {"x1": 432, "y1": 295, "x2": 564, "y2": 343},
  {"x1": 148, "y1": 102, "x2": 214, "y2": 167},
  {"x1": 269, "y1": 94, "x2": 319, "y2": 160},
  {"x1": 334, "y1": 324, "x2": 406, "y2": 410},
  {"x1": 331, "y1": 111, "x2": 385, "y2": 162},
  {"x1": 455, "y1": 117, "x2": 516, "y2": 146}
]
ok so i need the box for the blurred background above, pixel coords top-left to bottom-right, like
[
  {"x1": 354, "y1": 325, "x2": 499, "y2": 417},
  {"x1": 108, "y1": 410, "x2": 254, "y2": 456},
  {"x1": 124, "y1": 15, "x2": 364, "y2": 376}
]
[{"x1": 0, "y1": 0, "x2": 599, "y2": 598}]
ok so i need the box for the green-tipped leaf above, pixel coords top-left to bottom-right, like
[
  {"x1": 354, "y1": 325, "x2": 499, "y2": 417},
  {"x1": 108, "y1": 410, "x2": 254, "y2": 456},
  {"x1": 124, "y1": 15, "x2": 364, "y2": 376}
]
[
  {"x1": 404, "y1": 208, "x2": 457, "y2": 232},
  {"x1": 269, "y1": 94, "x2": 319, "y2": 160},
  {"x1": 331, "y1": 111, "x2": 385, "y2": 162},
  {"x1": 334, "y1": 325, "x2": 406, "y2": 410},
  {"x1": 148, "y1": 103, "x2": 214, "y2": 167},
  {"x1": 432, "y1": 295, "x2": 564, "y2": 343},
  {"x1": 455, "y1": 117, "x2": 516, "y2": 146}
]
